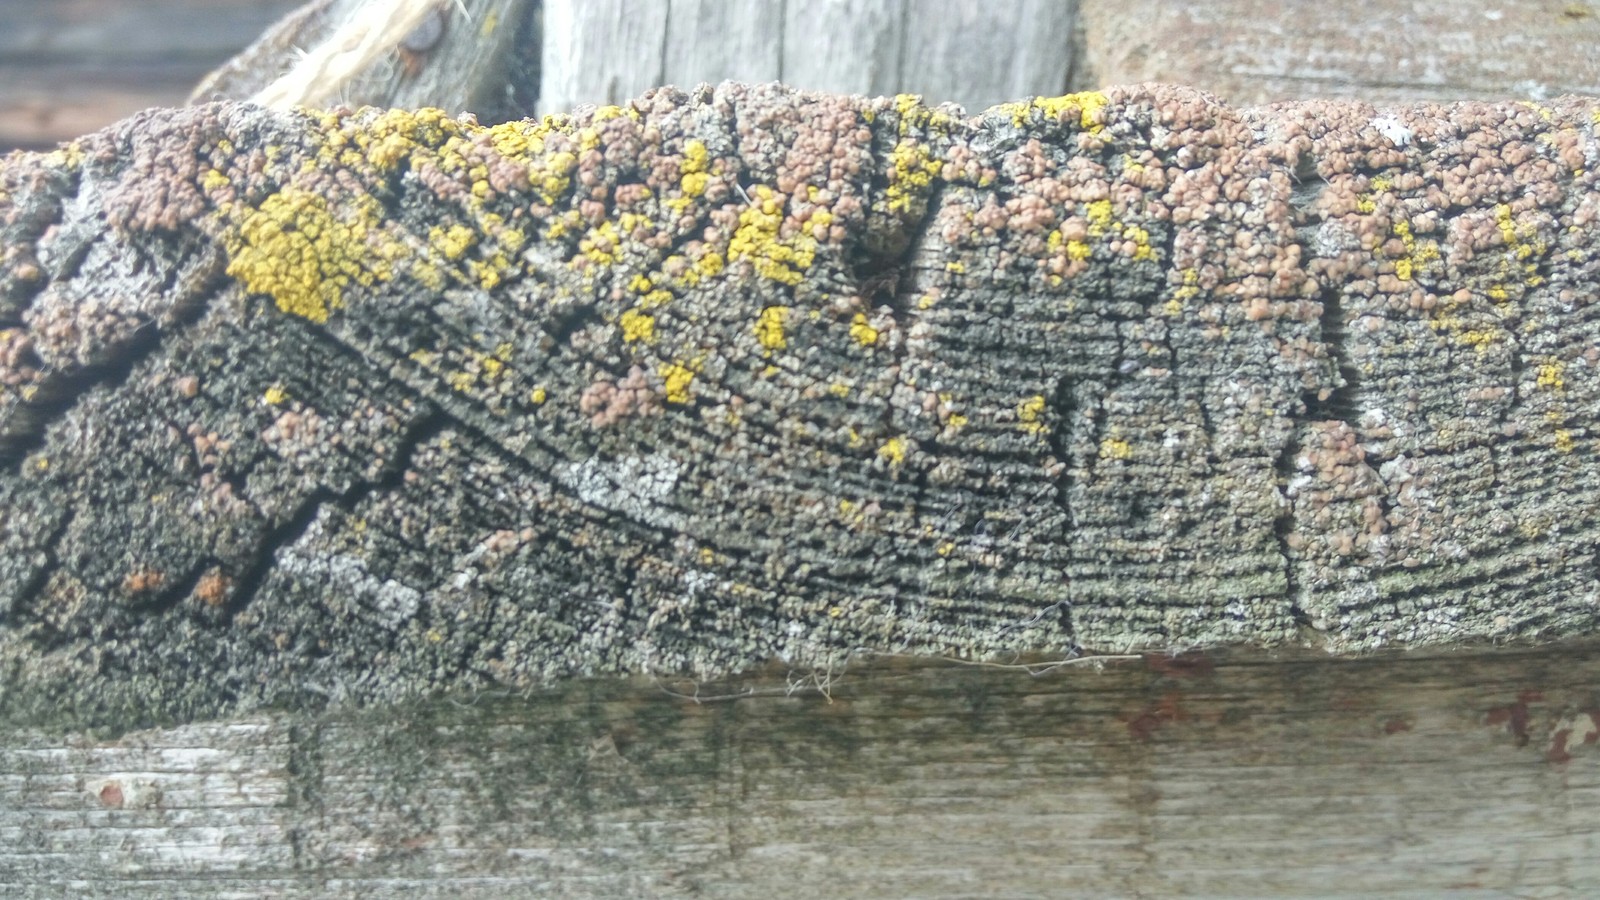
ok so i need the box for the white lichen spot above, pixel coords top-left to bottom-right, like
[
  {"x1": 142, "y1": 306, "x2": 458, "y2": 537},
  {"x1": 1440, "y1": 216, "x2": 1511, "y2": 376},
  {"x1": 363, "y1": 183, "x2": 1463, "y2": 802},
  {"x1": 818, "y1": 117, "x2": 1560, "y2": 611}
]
[
  {"x1": 557, "y1": 452, "x2": 684, "y2": 526},
  {"x1": 1371, "y1": 115, "x2": 1413, "y2": 148}
]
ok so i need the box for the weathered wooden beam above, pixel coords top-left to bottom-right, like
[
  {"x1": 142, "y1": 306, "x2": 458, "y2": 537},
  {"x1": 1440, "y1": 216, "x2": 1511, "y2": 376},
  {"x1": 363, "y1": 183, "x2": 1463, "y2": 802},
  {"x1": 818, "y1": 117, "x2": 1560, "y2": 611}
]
[
  {"x1": 537, "y1": 0, "x2": 1078, "y2": 114},
  {"x1": 3, "y1": 84, "x2": 1599, "y2": 736},
  {"x1": 1077, "y1": 0, "x2": 1600, "y2": 105},
  {"x1": 187, "y1": 0, "x2": 542, "y2": 126},
  {"x1": 0, "y1": 0, "x2": 304, "y2": 151},
  {"x1": 2, "y1": 642, "x2": 1597, "y2": 893}
]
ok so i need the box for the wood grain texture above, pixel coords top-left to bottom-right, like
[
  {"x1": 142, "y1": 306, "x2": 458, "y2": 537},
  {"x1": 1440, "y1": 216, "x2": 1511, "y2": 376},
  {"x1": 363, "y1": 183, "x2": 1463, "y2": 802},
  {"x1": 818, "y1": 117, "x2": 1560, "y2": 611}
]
[
  {"x1": 539, "y1": 0, "x2": 672, "y2": 110},
  {"x1": 538, "y1": 0, "x2": 1077, "y2": 114},
  {"x1": 188, "y1": 0, "x2": 541, "y2": 125},
  {"x1": 1, "y1": 642, "x2": 1597, "y2": 894},
  {"x1": 0, "y1": 0, "x2": 304, "y2": 151},
  {"x1": 780, "y1": 0, "x2": 908, "y2": 99},
  {"x1": 1077, "y1": 0, "x2": 1600, "y2": 105},
  {"x1": 3, "y1": 85, "x2": 1600, "y2": 735},
  {"x1": 660, "y1": 0, "x2": 783, "y2": 89}
]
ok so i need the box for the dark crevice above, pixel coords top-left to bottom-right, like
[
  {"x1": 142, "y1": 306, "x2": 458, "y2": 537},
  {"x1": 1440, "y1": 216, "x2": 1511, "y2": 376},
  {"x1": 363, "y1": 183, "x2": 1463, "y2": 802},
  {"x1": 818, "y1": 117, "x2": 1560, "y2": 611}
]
[
  {"x1": 1302, "y1": 281, "x2": 1358, "y2": 423},
  {"x1": 1046, "y1": 376, "x2": 1079, "y2": 528},
  {"x1": 2, "y1": 507, "x2": 75, "y2": 629},
  {"x1": 0, "y1": 243, "x2": 226, "y2": 471},
  {"x1": 222, "y1": 407, "x2": 449, "y2": 619},
  {"x1": 0, "y1": 321, "x2": 164, "y2": 470}
]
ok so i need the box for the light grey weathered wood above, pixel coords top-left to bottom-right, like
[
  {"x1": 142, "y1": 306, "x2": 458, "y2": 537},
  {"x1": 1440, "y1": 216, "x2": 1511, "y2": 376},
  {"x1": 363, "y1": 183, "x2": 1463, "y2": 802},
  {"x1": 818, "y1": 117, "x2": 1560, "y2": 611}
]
[
  {"x1": 2, "y1": 644, "x2": 1598, "y2": 895},
  {"x1": 538, "y1": 0, "x2": 1078, "y2": 114}
]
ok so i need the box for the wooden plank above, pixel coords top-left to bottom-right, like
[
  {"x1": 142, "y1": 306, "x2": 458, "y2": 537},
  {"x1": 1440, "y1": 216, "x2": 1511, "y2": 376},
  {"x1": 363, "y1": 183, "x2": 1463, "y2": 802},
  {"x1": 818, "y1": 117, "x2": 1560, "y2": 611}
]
[
  {"x1": 1076, "y1": 0, "x2": 1600, "y2": 104},
  {"x1": 780, "y1": 0, "x2": 908, "y2": 100},
  {"x1": 660, "y1": 0, "x2": 784, "y2": 89},
  {"x1": 539, "y1": 0, "x2": 671, "y2": 110},
  {"x1": 1, "y1": 644, "x2": 1597, "y2": 893},
  {"x1": 0, "y1": 0, "x2": 304, "y2": 150},
  {"x1": 895, "y1": 0, "x2": 1077, "y2": 109}
]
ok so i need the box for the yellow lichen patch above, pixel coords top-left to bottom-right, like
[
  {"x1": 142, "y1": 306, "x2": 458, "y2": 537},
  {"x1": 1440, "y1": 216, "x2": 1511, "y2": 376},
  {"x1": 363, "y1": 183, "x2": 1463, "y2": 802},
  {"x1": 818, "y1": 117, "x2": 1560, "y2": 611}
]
[
  {"x1": 877, "y1": 436, "x2": 907, "y2": 466},
  {"x1": 579, "y1": 220, "x2": 622, "y2": 266},
  {"x1": 1555, "y1": 429, "x2": 1577, "y2": 454},
  {"x1": 886, "y1": 140, "x2": 943, "y2": 214},
  {"x1": 619, "y1": 309, "x2": 656, "y2": 343},
  {"x1": 263, "y1": 385, "x2": 289, "y2": 405},
  {"x1": 755, "y1": 306, "x2": 790, "y2": 351},
  {"x1": 530, "y1": 386, "x2": 547, "y2": 404},
  {"x1": 661, "y1": 362, "x2": 696, "y2": 403},
  {"x1": 674, "y1": 138, "x2": 712, "y2": 206},
  {"x1": 430, "y1": 223, "x2": 477, "y2": 261},
  {"x1": 1099, "y1": 435, "x2": 1133, "y2": 460},
  {"x1": 201, "y1": 169, "x2": 230, "y2": 192},
  {"x1": 946, "y1": 412, "x2": 969, "y2": 430},
  {"x1": 224, "y1": 189, "x2": 403, "y2": 324},
  {"x1": 892, "y1": 93, "x2": 956, "y2": 135},
  {"x1": 1017, "y1": 394, "x2": 1048, "y2": 435},
  {"x1": 828, "y1": 382, "x2": 851, "y2": 398},
  {"x1": 355, "y1": 107, "x2": 465, "y2": 172},
  {"x1": 1001, "y1": 91, "x2": 1110, "y2": 133},
  {"x1": 1537, "y1": 360, "x2": 1566, "y2": 391},
  {"x1": 729, "y1": 185, "x2": 816, "y2": 285},
  {"x1": 1085, "y1": 200, "x2": 1114, "y2": 237},
  {"x1": 849, "y1": 313, "x2": 879, "y2": 347}
]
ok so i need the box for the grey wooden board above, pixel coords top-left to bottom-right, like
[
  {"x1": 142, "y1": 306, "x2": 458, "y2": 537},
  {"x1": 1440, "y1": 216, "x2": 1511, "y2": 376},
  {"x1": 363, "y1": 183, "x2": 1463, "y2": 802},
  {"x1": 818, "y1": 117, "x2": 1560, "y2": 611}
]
[
  {"x1": 538, "y1": 0, "x2": 1078, "y2": 114},
  {"x1": 540, "y1": 0, "x2": 672, "y2": 109},
  {"x1": 187, "y1": 0, "x2": 541, "y2": 124},
  {"x1": 2, "y1": 644, "x2": 1598, "y2": 895},
  {"x1": 0, "y1": 0, "x2": 304, "y2": 151},
  {"x1": 1077, "y1": 0, "x2": 1600, "y2": 105}
]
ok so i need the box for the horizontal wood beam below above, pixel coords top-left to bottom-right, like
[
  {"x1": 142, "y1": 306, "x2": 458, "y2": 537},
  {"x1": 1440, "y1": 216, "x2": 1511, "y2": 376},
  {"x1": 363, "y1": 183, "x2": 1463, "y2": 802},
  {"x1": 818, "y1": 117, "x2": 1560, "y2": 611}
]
[{"x1": 3, "y1": 641, "x2": 1597, "y2": 894}]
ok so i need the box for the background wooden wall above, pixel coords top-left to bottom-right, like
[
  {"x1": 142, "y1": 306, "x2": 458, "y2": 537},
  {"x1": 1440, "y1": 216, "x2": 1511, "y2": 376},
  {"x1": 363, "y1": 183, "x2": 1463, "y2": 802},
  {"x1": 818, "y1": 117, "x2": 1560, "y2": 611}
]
[{"x1": 3, "y1": 0, "x2": 1599, "y2": 152}]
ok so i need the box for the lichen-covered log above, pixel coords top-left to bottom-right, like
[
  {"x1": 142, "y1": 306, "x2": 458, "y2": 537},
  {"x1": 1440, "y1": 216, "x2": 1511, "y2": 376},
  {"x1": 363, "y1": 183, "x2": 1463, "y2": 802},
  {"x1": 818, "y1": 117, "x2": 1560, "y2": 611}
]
[{"x1": 1, "y1": 84, "x2": 1599, "y2": 730}]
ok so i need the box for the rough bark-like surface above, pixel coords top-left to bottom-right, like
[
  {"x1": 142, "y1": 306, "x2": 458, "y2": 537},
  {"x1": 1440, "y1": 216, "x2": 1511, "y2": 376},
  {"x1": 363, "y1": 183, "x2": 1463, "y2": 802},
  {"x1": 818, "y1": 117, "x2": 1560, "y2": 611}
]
[
  {"x1": 3, "y1": 644, "x2": 1599, "y2": 895},
  {"x1": 2, "y1": 84, "x2": 1599, "y2": 731}
]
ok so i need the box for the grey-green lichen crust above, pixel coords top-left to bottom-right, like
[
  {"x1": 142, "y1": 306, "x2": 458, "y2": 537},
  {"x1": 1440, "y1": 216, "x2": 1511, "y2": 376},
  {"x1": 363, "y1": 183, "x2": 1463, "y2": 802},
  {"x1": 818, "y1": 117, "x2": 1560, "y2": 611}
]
[{"x1": 1, "y1": 84, "x2": 1598, "y2": 729}]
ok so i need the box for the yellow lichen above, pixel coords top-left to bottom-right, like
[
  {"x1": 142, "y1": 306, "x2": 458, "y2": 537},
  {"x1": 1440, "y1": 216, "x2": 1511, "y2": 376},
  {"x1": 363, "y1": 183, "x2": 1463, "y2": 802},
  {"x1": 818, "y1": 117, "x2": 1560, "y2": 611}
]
[
  {"x1": 619, "y1": 309, "x2": 656, "y2": 343},
  {"x1": 263, "y1": 385, "x2": 289, "y2": 405},
  {"x1": 1099, "y1": 436, "x2": 1133, "y2": 460},
  {"x1": 877, "y1": 436, "x2": 907, "y2": 466},
  {"x1": 886, "y1": 140, "x2": 943, "y2": 214},
  {"x1": 661, "y1": 362, "x2": 695, "y2": 403},
  {"x1": 430, "y1": 223, "x2": 477, "y2": 261},
  {"x1": 1017, "y1": 395, "x2": 1048, "y2": 434},
  {"x1": 1537, "y1": 360, "x2": 1566, "y2": 391},
  {"x1": 849, "y1": 313, "x2": 879, "y2": 346},
  {"x1": 530, "y1": 386, "x2": 547, "y2": 404},
  {"x1": 755, "y1": 306, "x2": 790, "y2": 351},
  {"x1": 223, "y1": 189, "x2": 403, "y2": 324},
  {"x1": 1001, "y1": 91, "x2": 1110, "y2": 133},
  {"x1": 728, "y1": 185, "x2": 815, "y2": 285}
]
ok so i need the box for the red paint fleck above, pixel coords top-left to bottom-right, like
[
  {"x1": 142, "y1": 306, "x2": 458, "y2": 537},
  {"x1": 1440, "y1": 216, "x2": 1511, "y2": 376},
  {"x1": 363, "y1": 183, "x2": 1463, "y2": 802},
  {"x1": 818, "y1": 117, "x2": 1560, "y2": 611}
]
[
  {"x1": 1485, "y1": 693, "x2": 1542, "y2": 747},
  {"x1": 1548, "y1": 729, "x2": 1574, "y2": 764},
  {"x1": 1123, "y1": 692, "x2": 1189, "y2": 742},
  {"x1": 1383, "y1": 716, "x2": 1412, "y2": 735},
  {"x1": 1546, "y1": 708, "x2": 1600, "y2": 764},
  {"x1": 1144, "y1": 650, "x2": 1215, "y2": 679},
  {"x1": 98, "y1": 783, "x2": 124, "y2": 808}
]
